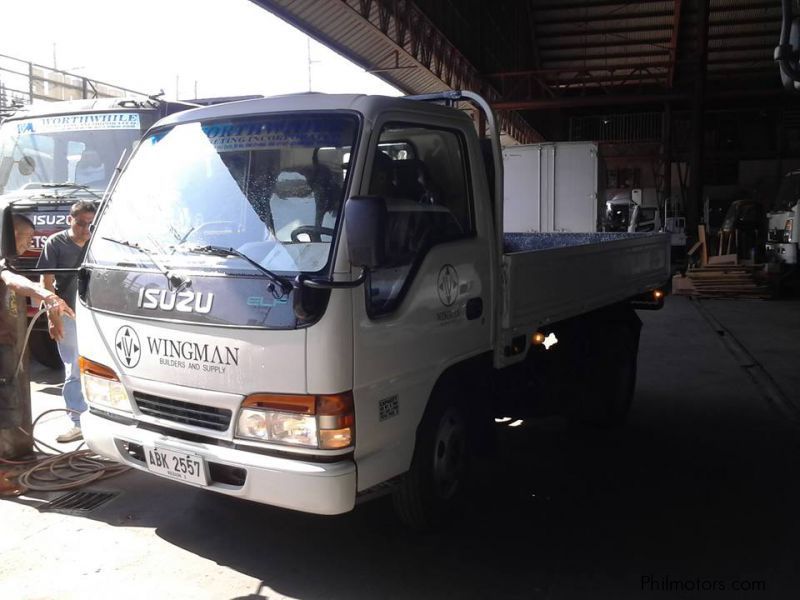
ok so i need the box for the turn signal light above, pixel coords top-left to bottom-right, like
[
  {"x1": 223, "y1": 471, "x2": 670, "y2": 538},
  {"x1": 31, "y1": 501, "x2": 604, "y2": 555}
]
[
  {"x1": 243, "y1": 393, "x2": 315, "y2": 414},
  {"x1": 79, "y1": 356, "x2": 119, "y2": 381},
  {"x1": 78, "y1": 356, "x2": 130, "y2": 412},
  {"x1": 531, "y1": 332, "x2": 558, "y2": 349}
]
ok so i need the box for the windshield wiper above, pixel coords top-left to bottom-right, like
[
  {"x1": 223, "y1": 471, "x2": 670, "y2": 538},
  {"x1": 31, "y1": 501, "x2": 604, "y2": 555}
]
[
  {"x1": 101, "y1": 236, "x2": 189, "y2": 289},
  {"x1": 180, "y1": 244, "x2": 293, "y2": 296},
  {"x1": 40, "y1": 182, "x2": 102, "y2": 200}
]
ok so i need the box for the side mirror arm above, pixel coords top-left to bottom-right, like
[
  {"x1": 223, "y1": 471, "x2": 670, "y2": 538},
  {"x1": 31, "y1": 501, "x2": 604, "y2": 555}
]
[{"x1": 295, "y1": 269, "x2": 367, "y2": 290}]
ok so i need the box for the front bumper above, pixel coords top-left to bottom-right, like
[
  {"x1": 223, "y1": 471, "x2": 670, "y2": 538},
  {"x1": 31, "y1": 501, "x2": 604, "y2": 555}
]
[{"x1": 81, "y1": 411, "x2": 357, "y2": 515}]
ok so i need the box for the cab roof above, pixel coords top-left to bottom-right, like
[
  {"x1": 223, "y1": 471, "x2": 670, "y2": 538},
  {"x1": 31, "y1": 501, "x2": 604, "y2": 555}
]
[{"x1": 153, "y1": 92, "x2": 473, "y2": 130}]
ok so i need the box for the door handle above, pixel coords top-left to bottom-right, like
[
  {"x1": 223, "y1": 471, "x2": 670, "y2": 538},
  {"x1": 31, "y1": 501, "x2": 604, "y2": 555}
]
[{"x1": 466, "y1": 297, "x2": 483, "y2": 320}]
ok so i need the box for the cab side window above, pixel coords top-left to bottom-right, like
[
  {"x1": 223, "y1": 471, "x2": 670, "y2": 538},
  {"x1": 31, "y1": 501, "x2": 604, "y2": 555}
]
[{"x1": 366, "y1": 123, "x2": 473, "y2": 316}]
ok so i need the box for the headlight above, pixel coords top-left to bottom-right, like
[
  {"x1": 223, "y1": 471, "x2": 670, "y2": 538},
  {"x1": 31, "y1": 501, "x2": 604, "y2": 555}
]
[
  {"x1": 235, "y1": 392, "x2": 354, "y2": 450},
  {"x1": 79, "y1": 357, "x2": 131, "y2": 412},
  {"x1": 237, "y1": 409, "x2": 318, "y2": 447}
]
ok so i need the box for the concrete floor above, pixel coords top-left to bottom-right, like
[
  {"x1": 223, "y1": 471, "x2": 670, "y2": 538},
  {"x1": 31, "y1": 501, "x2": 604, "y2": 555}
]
[{"x1": 1, "y1": 295, "x2": 799, "y2": 600}]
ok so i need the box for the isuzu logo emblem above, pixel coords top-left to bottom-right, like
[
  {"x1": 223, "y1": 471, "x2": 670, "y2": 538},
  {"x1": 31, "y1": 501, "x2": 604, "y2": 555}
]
[
  {"x1": 115, "y1": 325, "x2": 141, "y2": 368},
  {"x1": 137, "y1": 287, "x2": 214, "y2": 313},
  {"x1": 437, "y1": 264, "x2": 459, "y2": 307}
]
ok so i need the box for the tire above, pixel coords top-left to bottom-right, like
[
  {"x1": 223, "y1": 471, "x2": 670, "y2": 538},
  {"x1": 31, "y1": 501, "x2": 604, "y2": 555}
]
[
  {"x1": 392, "y1": 390, "x2": 469, "y2": 531},
  {"x1": 29, "y1": 330, "x2": 63, "y2": 370},
  {"x1": 567, "y1": 306, "x2": 641, "y2": 428}
]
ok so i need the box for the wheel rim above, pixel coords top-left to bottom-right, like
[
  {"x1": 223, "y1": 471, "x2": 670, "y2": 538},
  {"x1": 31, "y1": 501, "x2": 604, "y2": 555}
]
[{"x1": 431, "y1": 407, "x2": 467, "y2": 500}]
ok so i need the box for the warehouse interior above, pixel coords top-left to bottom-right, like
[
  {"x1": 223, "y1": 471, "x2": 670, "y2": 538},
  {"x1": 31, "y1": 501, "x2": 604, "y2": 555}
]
[{"x1": 258, "y1": 0, "x2": 799, "y2": 282}]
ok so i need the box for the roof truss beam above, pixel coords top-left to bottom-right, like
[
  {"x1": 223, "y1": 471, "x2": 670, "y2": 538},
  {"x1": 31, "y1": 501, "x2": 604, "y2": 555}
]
[
  {"x1": 534, "y1": 0, "x2": 775, "y2": 11},
  {"x1": 536, "y1": 8, "x2": 674, "y2": 27},
  {"x1": 537, "y1": 23, "x2": 671, "y2": 38},
  {"x1": 536, "y1": 14, "x2": 779, "y2": 41},
  {"x1": 539, "y1": 37, "x2": 672, "y2": 52},
  {"x1": 542, "y1": 49, "x2": 668, "y2": 62}
]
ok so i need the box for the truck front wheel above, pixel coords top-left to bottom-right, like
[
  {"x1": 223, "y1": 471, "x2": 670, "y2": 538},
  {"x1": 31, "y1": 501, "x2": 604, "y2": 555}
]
[{"x1": 392, "y1": 392, "x2": 469, "y2": 530}]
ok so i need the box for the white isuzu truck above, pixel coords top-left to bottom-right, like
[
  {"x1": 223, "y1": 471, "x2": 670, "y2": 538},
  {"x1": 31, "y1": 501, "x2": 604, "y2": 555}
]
[{"x1": 10, "y1": 91, "x2": 668, "y2": 528}]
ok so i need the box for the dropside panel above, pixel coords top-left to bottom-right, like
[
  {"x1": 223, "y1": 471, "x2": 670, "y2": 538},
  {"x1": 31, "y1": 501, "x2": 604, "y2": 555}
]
[{"x1": 500, "y1": 232, "x2": 669, "y2": 360}]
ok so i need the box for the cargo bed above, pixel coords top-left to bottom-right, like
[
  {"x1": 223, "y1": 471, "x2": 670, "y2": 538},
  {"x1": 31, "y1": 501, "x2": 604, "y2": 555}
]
[{"x1": 501, "y1": 231, "x2": 670, "y2": 335}]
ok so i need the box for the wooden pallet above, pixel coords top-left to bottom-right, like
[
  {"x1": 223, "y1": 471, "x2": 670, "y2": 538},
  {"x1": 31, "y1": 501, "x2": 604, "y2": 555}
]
[{"x1": 673, "y1": 264, "x2": 772, "y2": 299}]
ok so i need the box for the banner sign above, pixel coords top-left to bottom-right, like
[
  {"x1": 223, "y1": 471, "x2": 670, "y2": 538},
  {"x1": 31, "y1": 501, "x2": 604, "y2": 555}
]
[
  {"x1": 200, "y1": 119, "x2": 346, "y2": 152},
  {"x1": 16, "y1": 112, "x2": 141, "y2": 135}
]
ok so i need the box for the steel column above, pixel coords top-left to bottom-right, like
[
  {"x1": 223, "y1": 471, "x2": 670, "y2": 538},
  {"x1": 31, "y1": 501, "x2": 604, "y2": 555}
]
[{"x1": 687, "y1": 0, "x2": 709, "y2": 239}]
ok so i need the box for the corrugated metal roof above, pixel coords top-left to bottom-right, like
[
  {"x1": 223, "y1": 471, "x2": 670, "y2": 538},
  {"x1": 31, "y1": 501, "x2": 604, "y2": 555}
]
[
  {"x1": 531, "y1": 0, "x2": 781, "y2": 90},
  {"x1": 253, "y1": 0, "x2": 783, "y2": 95},
  {"x1": 528, "y1": 0, "x2": 678, "y2": 88},
  {"x1": 706, "y1": 0, "x2": 779, "y2": 81}
]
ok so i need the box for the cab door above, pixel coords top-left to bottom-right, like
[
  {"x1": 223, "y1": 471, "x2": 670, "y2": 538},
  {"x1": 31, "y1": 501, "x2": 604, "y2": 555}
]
[{"x1": 351, "y1": 115, "x2": 494, "y2": 490}]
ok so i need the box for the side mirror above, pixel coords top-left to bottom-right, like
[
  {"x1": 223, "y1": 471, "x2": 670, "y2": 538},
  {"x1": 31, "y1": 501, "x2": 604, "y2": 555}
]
[
  {"x1": 0, "y1": 204, "x2": 18, "y2": 259},
  {"x1": 344, "y1": 196, "x2": 386, "y2": 269}
]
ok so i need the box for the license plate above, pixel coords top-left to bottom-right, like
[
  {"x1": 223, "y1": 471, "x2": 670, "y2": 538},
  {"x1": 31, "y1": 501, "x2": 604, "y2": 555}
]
[{"x1": 145, "y1": 446, "x2": 208, "y2": 485}]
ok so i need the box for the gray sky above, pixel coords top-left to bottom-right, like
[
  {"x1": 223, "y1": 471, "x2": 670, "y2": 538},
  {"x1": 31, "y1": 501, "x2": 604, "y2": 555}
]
[{"x1": 0, "y1": 0, "x2": 400, "y2": 99}]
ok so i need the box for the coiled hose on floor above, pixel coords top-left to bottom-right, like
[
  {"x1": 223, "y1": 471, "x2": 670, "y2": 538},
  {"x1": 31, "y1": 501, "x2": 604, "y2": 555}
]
[
  {"x1": 0, "y1": 306, "x2": 128, "y2": 492},
  {"x1": 0, "y1": 408, "x2": 128, "y2": 492}
]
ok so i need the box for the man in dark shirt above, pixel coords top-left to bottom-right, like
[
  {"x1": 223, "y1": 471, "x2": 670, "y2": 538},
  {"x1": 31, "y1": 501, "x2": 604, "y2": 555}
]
[{"x1": 37, "y1": 201, "x2": 96, "y2": 442}]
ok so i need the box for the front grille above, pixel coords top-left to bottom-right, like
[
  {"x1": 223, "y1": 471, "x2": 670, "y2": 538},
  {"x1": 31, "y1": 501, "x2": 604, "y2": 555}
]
[{"x1": 133, "y1": 392, "x2": 232, "y2": 432}]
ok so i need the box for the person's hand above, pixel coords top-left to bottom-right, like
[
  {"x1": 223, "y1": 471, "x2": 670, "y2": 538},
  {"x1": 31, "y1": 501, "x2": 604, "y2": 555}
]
[
  {"x1": 47, "y1": 314, "x2": 64, "y2": 342},
  {"x1": 42, "y1": 294, "x2": 75, "y2": 320},
  {"x1": 43, "y1": 294, "x2": 72, "y2": 343}
]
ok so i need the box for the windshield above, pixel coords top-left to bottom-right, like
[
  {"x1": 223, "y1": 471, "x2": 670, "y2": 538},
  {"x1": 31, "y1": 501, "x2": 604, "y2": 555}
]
[
  {"x1": 88, "y1": 114, "x2": 358, "y2": 275},
  {"x1": 775, "y1": 173, "x2": 800, "y2": 212},
  {"x1": 604, "y1": 198, "x2": 631, "y2": 231},
  {"x1": 0, "y1": 111, "x2": 144, "y2": 195}
]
